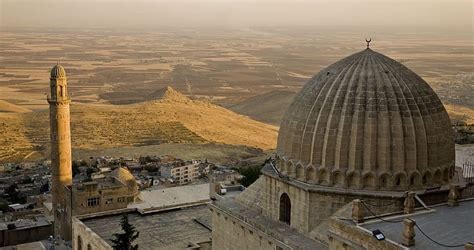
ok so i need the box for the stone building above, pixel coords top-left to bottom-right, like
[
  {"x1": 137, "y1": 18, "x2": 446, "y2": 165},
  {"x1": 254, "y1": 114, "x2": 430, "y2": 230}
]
[
  {"x1": 71, "y1": 183, "x2": 218, "y2": 250},
  {"x1": 209, "y1": 47, "x2": 468, "y2": 249},
  {"x1": 65, "y1": 167, "x2": 139, "y2": 216},
  {"x1": 47, "y1": 64, "x2": 73, "y2": 240},
  {"x1": 160, "y1": 161, "x2": 207, "y2": 185},
  {"x1": 0, "y1": 216, "x2": 53, "y2": 247}
]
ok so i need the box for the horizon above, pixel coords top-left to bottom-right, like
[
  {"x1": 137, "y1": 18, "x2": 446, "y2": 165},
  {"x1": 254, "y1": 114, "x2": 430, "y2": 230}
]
[{"x1": 1, "y1": 0, "x2": 472, "y2": 32}]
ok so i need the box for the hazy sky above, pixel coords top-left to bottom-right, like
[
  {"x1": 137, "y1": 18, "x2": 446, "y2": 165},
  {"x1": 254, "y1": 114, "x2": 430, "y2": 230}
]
[{"x1": 0, "y1": 0, "x2": 472, "y2": 31}]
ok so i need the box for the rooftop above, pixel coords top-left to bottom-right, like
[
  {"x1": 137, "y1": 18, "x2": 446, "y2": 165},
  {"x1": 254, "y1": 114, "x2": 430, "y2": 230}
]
[
  {"x1": 360, "y1": 199, "x2": 474, "y2": 249},
  {"x1": 0, "y1": 216, "x2": 50, "y2": 231},
  {"x1": 129, "y1": 183, "x2": 210, "y2": 212},
  {"x1": 82, "y1": 205, "x2": 212, "y2": 250}
]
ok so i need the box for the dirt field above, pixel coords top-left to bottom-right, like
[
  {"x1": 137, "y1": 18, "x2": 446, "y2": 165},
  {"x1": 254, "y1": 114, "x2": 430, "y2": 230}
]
[
  {"x1": 0, "y1": 27, "x2": 471, "y2": 111},
  {"x1": 0, "y1": 27, "x2": 472, "y2": 162}
]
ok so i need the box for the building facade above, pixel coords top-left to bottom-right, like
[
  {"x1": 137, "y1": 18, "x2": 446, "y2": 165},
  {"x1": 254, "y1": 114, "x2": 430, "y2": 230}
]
[
  {"x1": 160, "y1": 161, "x2": 206, "y2": 185},
  {"x1": 66, "y1": 167, "x2": 139, "y2": 216}
]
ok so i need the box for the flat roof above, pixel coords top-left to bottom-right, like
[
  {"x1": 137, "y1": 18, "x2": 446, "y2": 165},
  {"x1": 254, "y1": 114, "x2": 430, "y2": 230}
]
[
  {"x1": 82, "y1": 205, "x2": 212, "y2": 250},
  {"x1": 130, "y1": 183, "x2": 209, "y2": 211},
  {"x1": 361, "y1": 199, "x2": 474, "y2": 249}
]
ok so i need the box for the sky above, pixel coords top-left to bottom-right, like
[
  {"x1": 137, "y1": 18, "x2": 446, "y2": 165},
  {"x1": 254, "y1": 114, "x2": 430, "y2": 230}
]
[{"x1": 0, "y1": 0, "x2": 472, "y2": 31}]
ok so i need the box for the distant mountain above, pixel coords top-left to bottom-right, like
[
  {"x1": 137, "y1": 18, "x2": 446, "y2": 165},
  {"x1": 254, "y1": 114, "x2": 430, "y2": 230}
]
[
  {"x1": 227, "y1": 90, "x2": 297, "y2": 125},
  {"x1": 0, "y1": 87, "x2": 278, "y2": 163},
  {"x1": 0, "y1": 100, "x2": 31, "y2": 113}
]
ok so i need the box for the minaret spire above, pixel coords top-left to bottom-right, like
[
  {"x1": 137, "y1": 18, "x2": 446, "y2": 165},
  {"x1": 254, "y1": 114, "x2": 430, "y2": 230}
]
[{"x1": 48, "y1": 64, "x2": 72, "y2": 240}]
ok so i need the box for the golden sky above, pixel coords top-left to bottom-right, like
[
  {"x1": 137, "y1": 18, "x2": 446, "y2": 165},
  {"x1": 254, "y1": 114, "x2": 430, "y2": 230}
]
[{"x1": 1, "y1": 0, "x2": 472, "y2": 30}]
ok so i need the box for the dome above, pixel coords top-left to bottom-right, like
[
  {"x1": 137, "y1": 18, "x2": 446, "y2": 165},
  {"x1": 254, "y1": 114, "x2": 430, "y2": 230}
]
[
  {"x1": 50, "y1": 64, "x2": 66, "y2": 78},
  {"x1": 276, "y1": 48, "x2": 454, "y2": 191},
  {"x1": 111, "y1": 167, "x2": 136, "y2": 184}
]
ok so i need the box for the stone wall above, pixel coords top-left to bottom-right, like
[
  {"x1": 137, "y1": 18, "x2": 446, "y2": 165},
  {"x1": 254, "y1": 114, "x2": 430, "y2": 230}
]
[
  {"x1": 262, "y1": 175, "x2": 310, "y2": 234},
  {"x1": 72, "y1": 217, "x2": 112, "y2": 250},
  {"x1": 328, "y1": 218, "x2": 402, "y2": 250},
  {"x1": 211, "y1": 206, "x2": 289, "y2": 250},
  {"x1": 261, "y1": 174, "x2": 403, "y2": 239},
  {"x1": 0, "y1": 224, "x2": 53, "y2": 247}
]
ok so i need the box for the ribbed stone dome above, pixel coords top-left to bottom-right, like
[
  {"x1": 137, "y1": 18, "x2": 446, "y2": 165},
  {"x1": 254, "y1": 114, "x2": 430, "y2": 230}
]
[
  {"x1": 276, "y1": 49, "x2": 454, "y2": 191},
  {"x1": 50, "y1": 64, "x2": 66, "y2": 78}
]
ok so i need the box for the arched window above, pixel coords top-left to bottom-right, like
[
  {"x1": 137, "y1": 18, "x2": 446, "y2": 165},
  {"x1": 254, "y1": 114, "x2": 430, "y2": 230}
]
[
  {"x1": 87, "y1": 244, "x2": 92, "y2": 250},
  {"x1": 77, "y1": 236, "x2": 83, "y2": 250},
  {"x1": 279, "y1": 193, "x2": 291, "y2": 225}
]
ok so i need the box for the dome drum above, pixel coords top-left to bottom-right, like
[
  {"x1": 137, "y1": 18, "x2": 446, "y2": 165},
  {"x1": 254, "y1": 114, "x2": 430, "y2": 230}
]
[{"x1": 276, "y1": 157, "x2": 454, "y2": 191}]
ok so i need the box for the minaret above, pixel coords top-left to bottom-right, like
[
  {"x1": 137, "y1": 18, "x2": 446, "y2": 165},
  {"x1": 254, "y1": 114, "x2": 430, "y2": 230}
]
[{"x1": 48, "y1": 64, "x2": 72, "y2": 239}]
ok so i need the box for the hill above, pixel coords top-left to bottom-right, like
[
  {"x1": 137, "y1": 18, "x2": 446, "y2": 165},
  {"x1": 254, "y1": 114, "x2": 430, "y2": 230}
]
[
  {"x1": 0, "y1": 100, "x2": 31, "y2": 113},
  {"x1": 444, "y1": 104, "x2": 474, "y2": 124},
  {"x1": 145, "y1": 86, "x2": 191, "y2": 103},
  {"x1": 227, "y1": 90, "x2": 297, "y2": 125},
  {"x1": 0, "y1": 87, "x2": 278, "y2": 163}
]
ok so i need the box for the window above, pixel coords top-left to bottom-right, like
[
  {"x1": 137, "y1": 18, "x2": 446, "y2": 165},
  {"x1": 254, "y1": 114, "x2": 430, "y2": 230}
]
[
  {"x1": 78, "y1": 236, "x2": 83, "y2": 250},
  {"x1": 118, "y1": 197, "x2": 126, "y2": 203},
  {"x1": 105, "y1": 198, "x2": 113, "y2": 205},
  {"x1": 279, "y1": 193, "x2": 291, "y2": 225},
  {"x1": 87, "y1": 197, "x2": 100, "y2": 207},
  {"x1": 87, "y1": 244, "x2": 92, "y2": 250}
]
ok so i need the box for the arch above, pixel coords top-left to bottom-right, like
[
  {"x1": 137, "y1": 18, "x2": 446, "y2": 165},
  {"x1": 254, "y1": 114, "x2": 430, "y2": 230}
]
[
  {"x1": 362, "y1": 173, "x2": 376, "y2": 189},
  {"x1": 346, "y1": 171, "x2": 360, "y2": 189},
  {"x1": 87, "y1": 244, "x2": 92, "y2": 250},
  {"x1": 422, "y1": 171, "x2": 432, "y2": 186},
  {"x1": 279, "y1": 193, "x2": 291, "y2": 225},
  {"x1": 78, "y1": 235, "x2": 83, "y2": 250},
  {"x1": 332, "y1": 170, "x2": 345, "y2": 187},
  {"x1": 278, "y1": 159, "x2": 286, "y2": 173},
  {"x1": 287, "y1": 161, "x2": 295, "y2": 177},
  {"x1": 409, "y1": 171, "x2": 421, "y2": 188},
  {"x1": 318, "y1": 169, "x2": 329, "y2": 185},
  {"x1": 378, "y1": 173, "x2": 391, "y2": 190},
  {"x1": 433, "y1": 169, "x2": 441, "y2": 185},
  {"x1": 393, "y1": 173, "x2": 407, "y2": 190},
  {"x1": 306, "y1": 165, "x2": 316, "y2": 183},
  {"x1": 442, "y1": 167, "x2": 450, "y2": 183},
  {"x1": 295, "y1": 164, "x2": 305, "y2": 180}
]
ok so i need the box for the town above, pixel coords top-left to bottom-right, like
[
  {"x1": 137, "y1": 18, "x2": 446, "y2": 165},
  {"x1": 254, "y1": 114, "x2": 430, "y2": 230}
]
[{"x1": 0, "y1": 154, "x2": 249, "y2": 248}]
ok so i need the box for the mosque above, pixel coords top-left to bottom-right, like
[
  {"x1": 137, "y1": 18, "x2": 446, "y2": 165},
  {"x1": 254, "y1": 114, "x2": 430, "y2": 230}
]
[
  {"x1": 46, "y1": 43, "x2": 474, "y2": 249},
  {"x1": 210, "y1": 45, "x2": 474, "y2": 249}
]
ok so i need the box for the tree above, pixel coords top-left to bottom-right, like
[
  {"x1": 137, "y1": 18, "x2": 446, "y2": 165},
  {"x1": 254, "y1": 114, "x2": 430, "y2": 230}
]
[
  {"x1": 236, "y1": 165, "x2": 262, "y2": 187},
  {"x1": 111, "y1": 214, "x2": 139, "y2": 250},
  {"x1": 5, "y1": 184, "x2": 26, "y2": 204}
]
